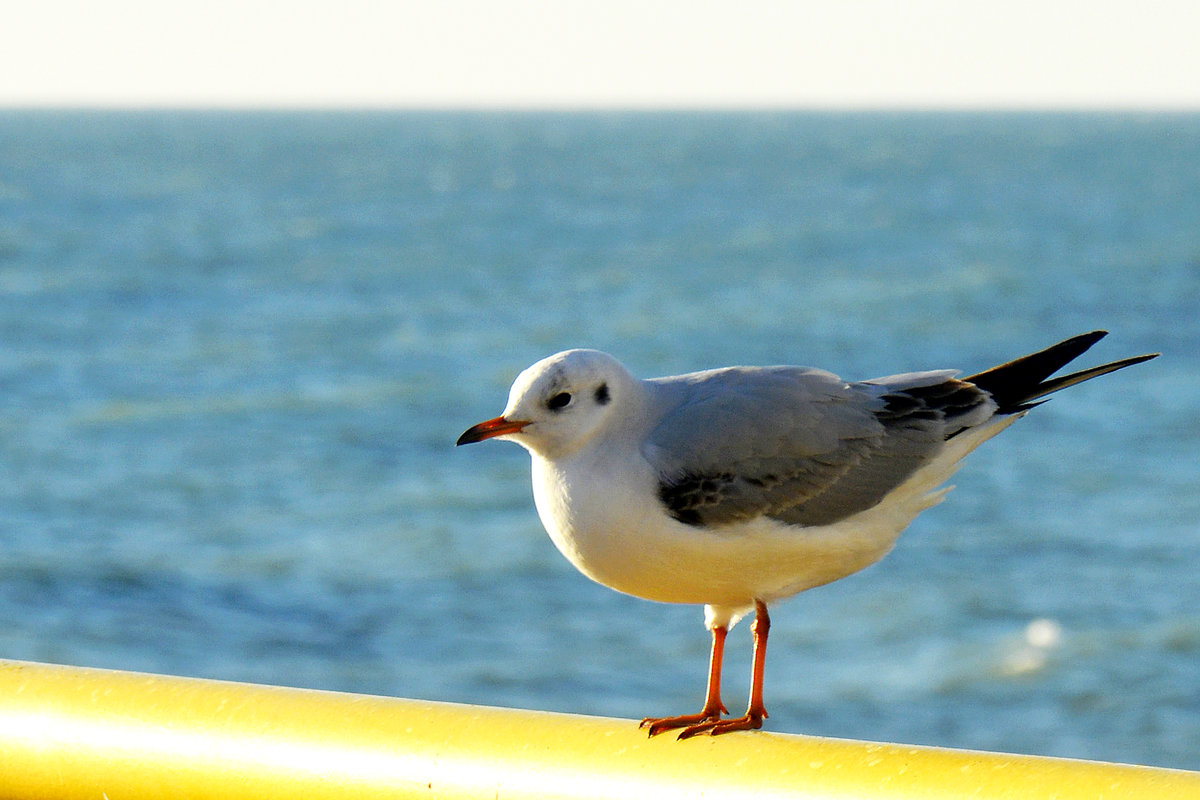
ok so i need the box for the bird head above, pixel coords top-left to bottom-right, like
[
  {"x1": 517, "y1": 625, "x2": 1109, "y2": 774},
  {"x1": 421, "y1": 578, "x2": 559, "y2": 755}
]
[{"x1": 457, "y1": 349, "x2": 634, "y2": 459}]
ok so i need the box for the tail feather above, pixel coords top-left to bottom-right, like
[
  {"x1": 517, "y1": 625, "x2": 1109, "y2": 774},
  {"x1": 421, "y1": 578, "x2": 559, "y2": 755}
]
[{"x1": 964, "y1": 331, "x2": 1159, "y2": 414}]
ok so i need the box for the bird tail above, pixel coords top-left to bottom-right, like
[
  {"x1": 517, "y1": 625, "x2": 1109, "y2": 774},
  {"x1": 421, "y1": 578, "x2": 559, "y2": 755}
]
[{"x1": 964, "y1": 331, "x2": 1158, "y2": 414}]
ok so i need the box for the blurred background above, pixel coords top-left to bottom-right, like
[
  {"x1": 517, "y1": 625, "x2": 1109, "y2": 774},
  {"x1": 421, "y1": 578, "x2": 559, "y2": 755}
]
[{"x1": 2, "y1": 1, "x2": 1198, "y2": 773}]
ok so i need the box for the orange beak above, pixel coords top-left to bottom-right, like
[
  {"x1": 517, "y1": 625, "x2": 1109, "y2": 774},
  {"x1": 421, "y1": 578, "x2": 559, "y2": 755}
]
[{"x1": 456, "y1": 416, "x2": 531, "y2": 445}]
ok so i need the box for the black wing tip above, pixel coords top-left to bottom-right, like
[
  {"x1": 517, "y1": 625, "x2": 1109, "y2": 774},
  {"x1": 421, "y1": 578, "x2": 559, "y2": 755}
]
[
  {"x1": 1047, "y1": 329, "x2": 1109, "y2": 354},
  {"x1": 966, "y1": 332, "x2": 1156, "y2": 413}
]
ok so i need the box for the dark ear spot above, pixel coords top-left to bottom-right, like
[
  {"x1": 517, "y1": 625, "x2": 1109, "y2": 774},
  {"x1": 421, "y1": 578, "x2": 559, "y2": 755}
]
[{"x1": 594, "y1": 383, "x2": 610, "y2": 405}]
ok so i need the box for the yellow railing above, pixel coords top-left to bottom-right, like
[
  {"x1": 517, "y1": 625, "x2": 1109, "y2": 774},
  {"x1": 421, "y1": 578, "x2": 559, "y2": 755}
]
[{"x1": 0, "y1": 658, "x2": 1195, "y2": 799}]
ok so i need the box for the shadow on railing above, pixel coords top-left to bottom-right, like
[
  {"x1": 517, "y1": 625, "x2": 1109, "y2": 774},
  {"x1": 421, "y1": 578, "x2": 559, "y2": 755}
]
[{"x1": 0, "y1": 658, "x2": 1195, "y2": 799}]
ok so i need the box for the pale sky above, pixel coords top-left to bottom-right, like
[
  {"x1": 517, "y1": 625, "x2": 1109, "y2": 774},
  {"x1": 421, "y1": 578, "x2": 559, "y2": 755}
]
[{"x1": 4, "y1": 0, "x2": 1199, "y2": 108}]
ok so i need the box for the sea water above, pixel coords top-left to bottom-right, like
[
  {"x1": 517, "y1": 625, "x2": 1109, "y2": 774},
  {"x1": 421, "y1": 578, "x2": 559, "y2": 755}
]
[{"x1": 0, "y1": 110, "x2": 1197, "y2": 769}]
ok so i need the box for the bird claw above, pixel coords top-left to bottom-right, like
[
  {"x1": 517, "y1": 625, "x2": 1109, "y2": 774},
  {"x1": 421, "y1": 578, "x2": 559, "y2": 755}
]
[
  {"x1": 639, "y1": 708, "x2": 724, "y2": 738},
  {"x1": 641, "y1": 705, "x2": 765, "y2": 738},
  {"x1": 674, "y1": 711, "x2": 765, "y2": 739}
]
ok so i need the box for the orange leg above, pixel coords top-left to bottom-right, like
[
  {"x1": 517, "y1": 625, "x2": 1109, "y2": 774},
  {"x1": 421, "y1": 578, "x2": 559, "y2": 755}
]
[
  {"x1": 676, "y1": 600, "x2": 770, "y2": 738},
  {"x1": 640, "y1": 624, "x2": 730, "y2": 736}
]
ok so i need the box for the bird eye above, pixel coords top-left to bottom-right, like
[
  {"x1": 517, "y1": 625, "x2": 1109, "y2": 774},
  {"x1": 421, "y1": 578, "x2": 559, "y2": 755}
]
[{"x1": 547, "y1": 392, "x2": 572, "y2": 411}]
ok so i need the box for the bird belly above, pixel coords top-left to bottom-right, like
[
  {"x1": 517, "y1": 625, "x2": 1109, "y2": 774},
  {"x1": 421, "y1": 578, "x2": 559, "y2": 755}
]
[
  {"x1": 528, "y1": 416, "x2": 1014, "y2": 610},
  {"x1": 530, "y1": 456, "x2": 906, "y2": 609}
]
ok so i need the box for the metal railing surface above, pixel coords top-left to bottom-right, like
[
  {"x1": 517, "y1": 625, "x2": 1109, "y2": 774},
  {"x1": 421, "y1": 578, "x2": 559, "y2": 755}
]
[{"x1": 0, "y1": 658, "x2": 1195, "y2": 799}]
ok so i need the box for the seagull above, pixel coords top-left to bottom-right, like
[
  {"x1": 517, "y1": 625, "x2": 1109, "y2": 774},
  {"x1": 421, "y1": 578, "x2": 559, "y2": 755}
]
[{"x1": 457, "y1": 331, "x2": 1157, "y2": 738}]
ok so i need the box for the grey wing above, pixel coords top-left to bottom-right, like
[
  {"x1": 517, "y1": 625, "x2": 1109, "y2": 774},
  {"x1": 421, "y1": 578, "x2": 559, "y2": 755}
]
[{"x1": 646, "y1": 367, "x2": 996, "y2": 528}]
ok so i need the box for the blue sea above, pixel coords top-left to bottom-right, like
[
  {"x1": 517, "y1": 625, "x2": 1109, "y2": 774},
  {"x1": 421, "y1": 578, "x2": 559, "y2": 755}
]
[{"x1": 1, "y1": 110, "x2": 1197, "y2": 770}]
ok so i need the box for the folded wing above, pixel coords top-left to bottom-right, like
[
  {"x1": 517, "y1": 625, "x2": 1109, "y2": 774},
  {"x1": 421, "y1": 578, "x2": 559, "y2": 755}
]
[{"x1": 647, "y1": 366, "x2": 994, "y2": 528}]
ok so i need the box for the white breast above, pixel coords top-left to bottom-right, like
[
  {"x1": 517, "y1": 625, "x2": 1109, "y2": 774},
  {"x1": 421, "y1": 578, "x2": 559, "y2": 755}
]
[{"x1": 528, "y1": 414, "x2": 1018, "y2": 613}]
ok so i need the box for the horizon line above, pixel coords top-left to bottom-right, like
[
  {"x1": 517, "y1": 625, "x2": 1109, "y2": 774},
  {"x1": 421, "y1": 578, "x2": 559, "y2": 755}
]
[{"x1": 3, "y1": 102, "x2": 1199, "y2": 114}]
